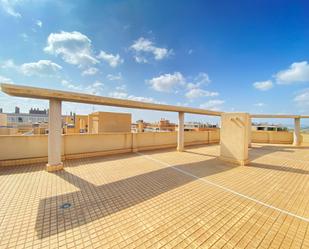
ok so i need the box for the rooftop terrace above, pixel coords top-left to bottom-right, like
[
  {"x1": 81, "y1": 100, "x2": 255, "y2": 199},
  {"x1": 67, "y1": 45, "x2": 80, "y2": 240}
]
[{"x1": 1, "y1": 144, "x2": 308, "y2": 248}]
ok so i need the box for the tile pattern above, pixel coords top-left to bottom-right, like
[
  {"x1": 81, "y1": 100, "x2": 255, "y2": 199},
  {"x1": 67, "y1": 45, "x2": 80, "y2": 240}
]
[{"x1": 0, "y1": 144, "x2": 308, "y2": 248}]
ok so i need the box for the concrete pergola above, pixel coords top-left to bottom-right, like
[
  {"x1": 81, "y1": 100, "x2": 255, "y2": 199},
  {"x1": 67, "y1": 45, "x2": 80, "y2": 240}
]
[
  {"x1": 250, "y1": 114, "x2": 309, "y2": 146},
  {"x1": 0, "y1": 83, "x2": 222, "y2": 171},
  {"x1": 1, "y1": 83, "x2": 308, "y2": 171}
]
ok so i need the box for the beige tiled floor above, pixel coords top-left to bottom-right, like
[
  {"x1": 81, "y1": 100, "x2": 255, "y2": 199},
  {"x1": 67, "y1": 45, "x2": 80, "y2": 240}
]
[{"x1": 0, "y1": 144, "x2": 308, "y2": 248}]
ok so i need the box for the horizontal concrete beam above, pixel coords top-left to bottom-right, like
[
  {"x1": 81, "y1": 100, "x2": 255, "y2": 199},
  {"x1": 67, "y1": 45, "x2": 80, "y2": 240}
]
[
  {"x1": 251, "y1": 114, "x2": 305, "y2": 119},
  {"x1": 0, "y1": 83, "x2": 222, "y2": 116}
]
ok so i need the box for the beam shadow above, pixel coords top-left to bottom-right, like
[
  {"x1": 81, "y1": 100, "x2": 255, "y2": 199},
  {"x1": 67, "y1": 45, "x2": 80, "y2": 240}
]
[{"x1": 249, "y1": 162, "x2": 309, "y2": 175}]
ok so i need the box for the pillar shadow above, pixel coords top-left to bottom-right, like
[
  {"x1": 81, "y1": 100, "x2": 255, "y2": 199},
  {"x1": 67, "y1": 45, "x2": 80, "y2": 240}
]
[{"x1": 35, "y1": 155, "x2": 233, "y2": 239}]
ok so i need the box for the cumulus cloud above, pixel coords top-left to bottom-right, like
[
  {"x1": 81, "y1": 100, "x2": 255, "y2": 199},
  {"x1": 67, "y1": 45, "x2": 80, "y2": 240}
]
[
  {"x1": 97, "y1": 50, "x2": 123, "y2": 67},
  {"x1": 254, "y1": 102, "x2": 265, "y2": 107},
  {"x1": 294, "y1": 88, "x2": 309, "y2": 107},
  {"x1": 185, "y1": 72, "x2": 217, "y2": 99},
  {"x1": 275, "y1": 61, "x2": 309, "y2": 84},
  {"x1": 115, "y1": 84, "x2": 126, "y2": 91},
  {"x1": 186, "y1": 88, "x2": 218, "y2": 99},
  {"x1": 0, "y1": 0, "x2": 21, "y2": 18},
  {"x1": 253, "y1": 80, "x2": 273, "y2": 91},
  {"x1": 200, "y1": 100, "x2": 225, "y2": 111},
  {"x1": 0, "y1": 75, "x2": 13, "y2": 83},
  {"x1": 130, "y1": 37, "x2": 172, "y2": 63},
  {"x1": 1, "y1": 59, "x2": 16, "y2": 69},
  {"x1": 106, "y1": 73, "x2": 122, "y2": 81},
  {"x1": 61, "y1": 80, "x2": 104, "y2": 95},
  {"x1": 21, "y1": 60, "x2": 62, "y2": 76},
  {"x1": 44, "y1": 31, "x2": 99, "y2": 66},
  {"x1": 134, "y1": 56, "x2": 148, "y2": 64},
  {"x1": 147, "y1": 72, "x2": 185, "y2": 92},
  {"x1": 81, "y1": 67, "x2": 98, "y2": 76},
  {"x1": 194, "y1": 72, "x2": 211, "y2": 86},
  {"x1": 109, "y1": 90, "x2": 161, "y2": 104},
  {"x1": 36, "y1": 20, "x2": 42, "y2": 28}
]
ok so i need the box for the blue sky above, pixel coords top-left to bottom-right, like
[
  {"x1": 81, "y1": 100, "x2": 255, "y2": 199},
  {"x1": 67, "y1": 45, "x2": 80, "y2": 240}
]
[{"x1": 0, "y1": 0, "x2": 309, "y2": 125}]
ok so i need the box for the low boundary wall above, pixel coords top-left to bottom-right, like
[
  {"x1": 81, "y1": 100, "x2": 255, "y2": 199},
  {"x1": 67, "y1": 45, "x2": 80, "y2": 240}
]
[
  {"x1": 1, "y1": 130, "x2": 307, "y2": 167},
  {"x1": 0, "y1": 130, "x2": 220, "y2": 166},
  {"x1": 251, "y1": 131, "x2": 293, "y2": 144}
]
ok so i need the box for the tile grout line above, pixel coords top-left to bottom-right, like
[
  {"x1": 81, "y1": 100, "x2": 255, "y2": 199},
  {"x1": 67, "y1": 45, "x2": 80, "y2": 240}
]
[{"x1": 136, "y1": 152, "x2": 309, "y2": 223}]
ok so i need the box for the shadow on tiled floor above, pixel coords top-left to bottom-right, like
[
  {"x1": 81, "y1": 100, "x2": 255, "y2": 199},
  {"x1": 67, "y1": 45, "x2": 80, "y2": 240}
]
[{"x1": 35, "y1": 156, "x2": 231, "y2": 239}]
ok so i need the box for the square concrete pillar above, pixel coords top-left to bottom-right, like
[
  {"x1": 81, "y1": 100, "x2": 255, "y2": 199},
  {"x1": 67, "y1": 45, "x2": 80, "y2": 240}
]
[
  {"x1": 46, "y1": 99, "x2": 63, "y2": 172},
  {"x1": 219, "y1": 113, "x2": 250, "y2": 166},
  {"x1": 177, "y1": 112, "x2": 184, "y2": 152},
  {"x1": 248, "y1": 117, "x2": 252, "y2": 148},
  {"x1": 293, "y1": 118, "x2": 301, "y2": 146}
]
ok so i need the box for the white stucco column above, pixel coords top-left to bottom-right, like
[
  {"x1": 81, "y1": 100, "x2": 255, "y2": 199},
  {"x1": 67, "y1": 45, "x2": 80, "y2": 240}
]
[
  {"x1": 177, "y1": 112, "x2": 184, "y2": 152},
  {"x1": 293, "y1": 117, "x2": 301, "y2": 146},
  {"x1": 46, "y1": 99, "x2": 63, "y2": 172}
]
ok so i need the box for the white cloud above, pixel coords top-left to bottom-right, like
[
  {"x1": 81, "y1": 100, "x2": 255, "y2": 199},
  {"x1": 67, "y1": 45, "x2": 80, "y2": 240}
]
[
  {"x1": 253, "y1": 80, "x2": 273, "y2": 91},
  {"x1": 44, "y1": 31, "x2": 99, "y2": 66},
  {"x1": 106, "y1": 73, "x2": 122, "y2": 81},
  {"x1": 115, "y1": 84, "x2": 126, "y2": 91},
  {"x1": 97, "y1": 50, "x2": 123, "y2": 67},
  {"x1": 184, "y1": 72, "x2": 216, "y2": 99},
  {"x1": 275, "y1": 61, "x2": 309, "y2": 84},
  {"x1": 254, "y1": 102, "x2": 265, "y2": 107},
  {"x1": 1, "y1": 59, "x2": 16, "y2": 69},
  {"x1": 194, "y1": 72, "x2": 211, "y2": 86},
  {"x1": 0, "y1": 0, "x2": 21, "y2": 18},
  {"x1": 21, "y1": 60, "x2": 62, "y2": 76},
  {"x1": 134, "y1": 56, "x2": 148, "y2": 64},
  {"x1": 187, "y1": 72, "x2": 211, "y2": 90},
  {"x1": 81, "y1": 67, "x2": 98, "y2": 76},
  {"x1": 36, "y1": 20, "x2": 43, "y2": 28},
  {"x1": 0, "y1": 75, "x2": 13, "y2": 83},
  {"x1": 130, "y1": 37, "x2": 172, "y2": 62},
  {"x1": 109, "y1": 91, "x2": 161, "y2": 104},
  {"x1": 186, "y1": 88, "x2": 218, "y2": 99},
  {"x1": 61, "y1": 80, "x2": 104, "y2": 95},
  {"x1": 147, "y1": 72, "x2": 185, "y2": 92},
  {"x1": 20, "y1": 33, "x2": 28, "y2": 41},
  {"x1": 200, "y1": 99, "x2": 225, "y2": 111},
  {"x1": 294, "y1": 88, "x2": 309, "y2": 107}
]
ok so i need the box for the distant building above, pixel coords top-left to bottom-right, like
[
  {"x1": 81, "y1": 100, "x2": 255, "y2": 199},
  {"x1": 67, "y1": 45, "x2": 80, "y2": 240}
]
[
  {"x1": 183, "y1": 122, "x2": 218, "y2": 131},
  {"x1": 63, "y1": 113, "x2": 88, "y2": 134},
  {"x1": 6, "y1": 112, "x2": 48, "y2": 125},
  {"x1": 146, "y1": 119, "x2": 176, "y2": 132},
  {"x1": 88, "y1": 111, "x2": 131, "y2": 133},
  {"x1": 15, "y1": 106, "x2": 20, "y2": 114},
  {"x1": 252, "y1": 123, "x2": 288, "y2": 132},
  {"x1": 0, "y1": 107, "x2": 48, "y2": 135},
  {"x1": 29, "y1": 108, "x2": 47, "y2": 115},
  {"x1": 0, "y1": 113, "x2": 7, "y2": 126}
]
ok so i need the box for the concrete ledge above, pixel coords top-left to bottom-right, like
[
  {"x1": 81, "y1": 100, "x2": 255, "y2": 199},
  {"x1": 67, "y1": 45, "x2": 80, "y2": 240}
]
[
  {"x1": 0, "y1": 142, "x2": 220, "y2": 167},
  {"x1": 46, "y1": 162, "x2": 63, "y2": 172},
  {"x1": 0, "y1": 157, "x2": 48, "y2": 167},
  {"x1": 65, "y1": 148, "x2": 132, "y2": 160}
]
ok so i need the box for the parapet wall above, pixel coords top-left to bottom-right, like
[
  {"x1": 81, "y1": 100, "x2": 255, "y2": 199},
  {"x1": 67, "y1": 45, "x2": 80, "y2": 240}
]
[
  {"x1": 251, "y1": 131, "x2": 293, "y2": 144},
  {"x1": 0, "y1": 130, "x2": 220, "y2": 166},
  {"x1": 301, "y1": 133, "x2": 309, "y2": 145},
  {"x1": 0, "y1": 130, "x2": 307, "y2": 167}
]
